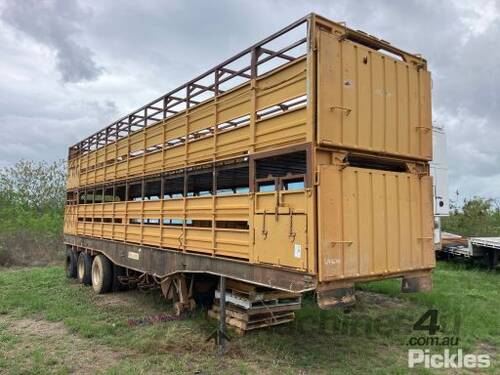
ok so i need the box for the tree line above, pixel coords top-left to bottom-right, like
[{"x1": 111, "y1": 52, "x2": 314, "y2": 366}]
[
  {"x1": 0, "y1": 160, "x2": 66, "y2": 265},
  {"x1": 442, "y1": 196, "x2": 500, "y2": 237}
]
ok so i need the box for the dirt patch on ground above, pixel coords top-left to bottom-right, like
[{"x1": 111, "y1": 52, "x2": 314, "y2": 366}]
[
  {"x1": 0, "y1": 316, "x2": 127, "y2": 374},
  {"x1": 8, "y1": 317, "x2": 68, "y2": 337},
  {"x1": 93, "y1": 292, "x2": 136, "y2": 309},
  {"x1": 476, "y1": 341, "x2": 498, "y2": 356},
  {"x1": 356, "y1": 291, "x2": 410, "y2": 309}
]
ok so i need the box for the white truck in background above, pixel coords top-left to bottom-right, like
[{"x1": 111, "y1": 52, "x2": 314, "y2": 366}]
[
  {"x1": 431, "y1": 125, "x2": 449, "y2": 250},
  {"x1": 441, "y1": 235, "x2": 500, "y2": 269}
]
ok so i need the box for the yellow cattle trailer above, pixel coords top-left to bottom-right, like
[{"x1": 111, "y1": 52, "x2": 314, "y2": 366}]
[{"x1": 64, "y1": 13, "x2": 434, "y2": 309}]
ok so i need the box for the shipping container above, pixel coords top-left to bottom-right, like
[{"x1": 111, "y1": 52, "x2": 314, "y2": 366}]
[{"x1": 64, "y1": 13, "x2": 434, "y2": 314}]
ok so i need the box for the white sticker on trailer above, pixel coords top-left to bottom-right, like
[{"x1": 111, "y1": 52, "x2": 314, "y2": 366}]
[
  {"x1": 294, "y1": 244, "x2": 302, "y2": 258},
  {"x1": 128, "y1": 251, "x2": 140, "y2": 260}
]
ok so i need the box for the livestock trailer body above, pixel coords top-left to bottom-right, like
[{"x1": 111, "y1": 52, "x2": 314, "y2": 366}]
[{"x1": 64, "y1": 13, "x2": 434, "y2": 309}]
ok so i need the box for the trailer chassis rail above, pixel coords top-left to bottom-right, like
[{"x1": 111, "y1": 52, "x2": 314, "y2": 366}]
[{"x1": 64, "y1": 235, "x2": 317, "y2": 293}]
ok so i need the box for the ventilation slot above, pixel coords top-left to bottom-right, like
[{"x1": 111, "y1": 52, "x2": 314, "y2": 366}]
[{"x1": 346, "y1": 155, "x2": 408, "y2": 172}]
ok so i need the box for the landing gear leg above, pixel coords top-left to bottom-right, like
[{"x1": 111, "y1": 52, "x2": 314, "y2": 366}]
[
  {"x1": 161, "y1": 274, "x2": 196, "y2": 315},
  {"x1": 206, "y1": 276, "x2": 230, "y2": 354}
]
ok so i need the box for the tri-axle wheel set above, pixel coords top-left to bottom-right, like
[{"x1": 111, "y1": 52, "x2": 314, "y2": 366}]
[{"x1": 64, "y1": 248, "x2": 197, "y2": 315}]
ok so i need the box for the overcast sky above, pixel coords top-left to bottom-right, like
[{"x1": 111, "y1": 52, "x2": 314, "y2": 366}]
[{"x1": 0, "y1": 0, "x2": 498, "y2": 200}]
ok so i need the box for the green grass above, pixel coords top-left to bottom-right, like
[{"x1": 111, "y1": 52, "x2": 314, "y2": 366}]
[
  {"x1": 359, "y1": 261, "x2": 500, "y2": 350},
  {"x1": 0, "y1": 262, "x2": 498, "y2": 374}
]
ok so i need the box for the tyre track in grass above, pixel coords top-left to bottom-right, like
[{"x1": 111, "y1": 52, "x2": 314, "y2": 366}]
[{"x1": 0, "y1": 316, "x2": 128, "y2": 374}]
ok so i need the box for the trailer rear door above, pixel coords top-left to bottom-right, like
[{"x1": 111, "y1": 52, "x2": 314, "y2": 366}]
[
  {"x1": 317, "y1": 30, "x2": 432, "y2": 161},
  {"x1": 318, "y1": 165, "x2": 435, "y2": 281}
]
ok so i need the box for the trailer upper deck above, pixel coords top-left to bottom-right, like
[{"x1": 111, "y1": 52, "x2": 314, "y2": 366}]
[
  {"x1": 66, "y1": 13, "x2": 431, "y2": 191},
  {"x1": 68, "y1": 13, "x2": 426, "y2": 158}
]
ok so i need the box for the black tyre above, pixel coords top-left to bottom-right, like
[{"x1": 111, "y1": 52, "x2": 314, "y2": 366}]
[
  {"x1": 65, "y1": 249, "x2": 78, "y2": 279},
  {"x1": 92, "y1": 255, "x2": 113, "y2": 294},
  {"x1": 77, "y1": 252, "x2": 92, "y2": 285},
  {"x1": 487, "y1": 250, "x2": 498, "y2": 269},
  {"x1": 112, "y1": 263, "x2": 128, "y2": 292}
]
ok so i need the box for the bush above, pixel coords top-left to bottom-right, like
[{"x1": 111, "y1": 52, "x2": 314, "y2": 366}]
[
  {"x1": 442, "y1": 196, "x2": 500, "y2": 237},
  {"x1": 0, "y1": 160, "x2": 66, "y2": 266},
  {"x1": 0, "y1": 231, "x2": 63, "y2": 266}
]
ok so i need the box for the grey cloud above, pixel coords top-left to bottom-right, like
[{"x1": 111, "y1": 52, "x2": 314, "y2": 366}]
[
  {"x1": 0, "y1": 0, "x2": 103, "y2": 82},
  {"x1": 0, "y1": 99, "x2": 119, "y2": 166},
  {"x1": 0, "y1": 0, "x2": 499, "y2": 199}
]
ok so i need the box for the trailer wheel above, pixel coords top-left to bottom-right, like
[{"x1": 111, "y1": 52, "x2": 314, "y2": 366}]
[
  {"x1": 487, "y1": 250, "x2": 498, "y2": 269},
  {"x1": 112, "y1": 264, "x2": 128, "y2": 292},
  {"x1": 65, "y1": 249, "x2": 77, "y2": 279},
  {"x1": 92, "y1": 255, "x2": 113, "y2": 294},
  {"x1": 77, "y1": 252, "x2": 92, "y2": 285}
]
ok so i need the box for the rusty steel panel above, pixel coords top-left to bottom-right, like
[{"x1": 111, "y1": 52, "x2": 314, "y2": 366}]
[
  {"x1": 317, "y1": 30, "x2": 432, "y2": 161},
  {"x1": 64, "y1": 234, "x2": 317, "y2": 293},
  {"x1": 318, "y1": 163, "x2": 435, "y2": 282}
]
